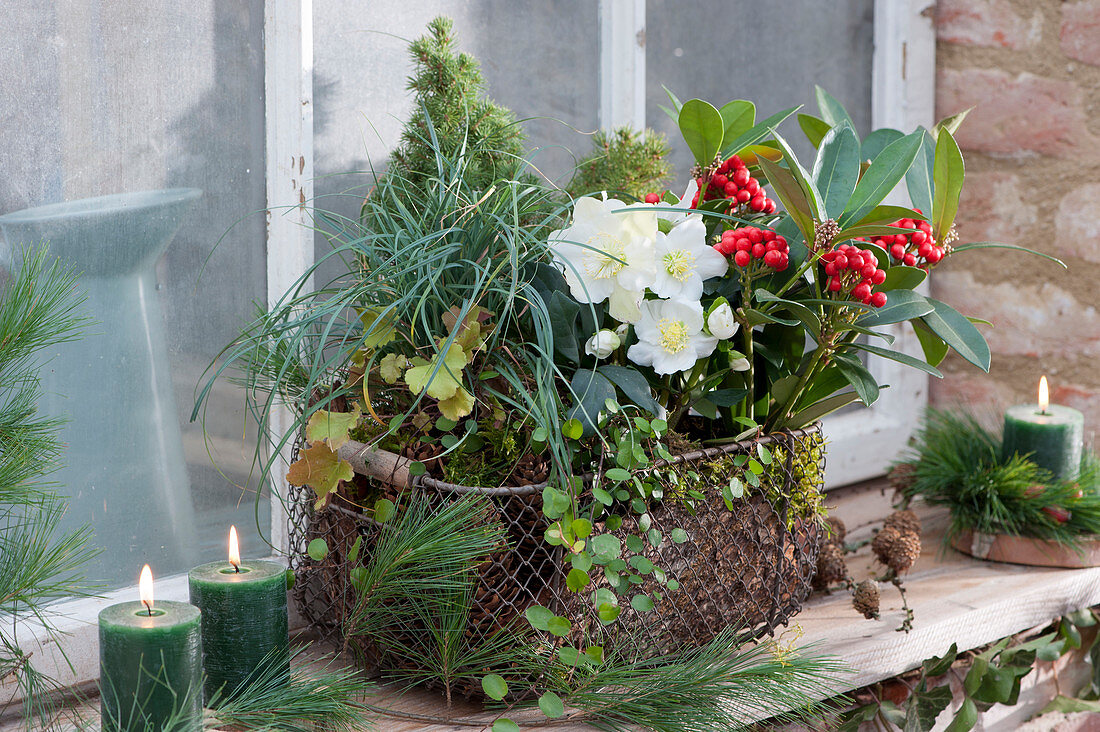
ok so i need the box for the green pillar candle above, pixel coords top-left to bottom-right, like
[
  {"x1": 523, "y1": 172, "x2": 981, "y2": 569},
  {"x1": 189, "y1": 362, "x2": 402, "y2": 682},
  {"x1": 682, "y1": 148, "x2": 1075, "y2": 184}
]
[
  {"x1": 1003, "y1": 392, "x2": 1085, "y2": 480},
  {"x1": 99, "y1": 596, "x2": 202, "y2": 732},
  {"x1": 188, "y1": 553, "x2": 289, "y2": 702}
]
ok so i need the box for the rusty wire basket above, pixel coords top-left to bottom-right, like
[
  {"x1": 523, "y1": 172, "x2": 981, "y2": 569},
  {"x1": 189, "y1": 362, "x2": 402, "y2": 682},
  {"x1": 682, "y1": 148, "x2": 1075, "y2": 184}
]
[{"x1": 288, "y1": 424, "x2": 824, "y2": 673}]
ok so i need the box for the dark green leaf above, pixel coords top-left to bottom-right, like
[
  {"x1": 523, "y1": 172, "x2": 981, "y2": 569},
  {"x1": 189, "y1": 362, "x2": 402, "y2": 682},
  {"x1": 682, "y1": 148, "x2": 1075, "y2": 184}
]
[
  {"x1": 862, "y1": 128, "x2": 904, "y2": 162},
  {"x1": 547, "y1": 616, "x2": 572, "y2": 637},
  {"x1": 679, "y1": 99, "x2": 726, "y2": 167},
  {"x1": 855, "y1": 204, "x2": 928, "y2": 227},
  {"x1": 742, "y1": 306, "x2": 799, "y2": 328},
  {"x1": 605, "y1": 467, "x2": 631, "y2": 482},
  {"x1": 598, "y1": 364, "x2": 661, "y2": 416},
  {"x1": 912, "y1": 319, "x2": 949, "y2": 367},
  {"x1": 788, "y1": 391, "x2": 864, "y2": 428},
  {"x1": 944, "y1": 698, "x2": 977, "y2": 732},
  {"x1": 857, "y1": 289, "x2": 934, "y2": 327},
  {"x1": 847, "y1": 342, "x2": 943, "y2": 378},
  {"x1": 707, "y1": 388, "x2": 749, "y2": 407},
  {"x1": 539, "y1": 691, "x2": 565, "y2": 719},
  {"x1": 347, "y1": 535, "x2": 363, "y2": 563},
  {"x1": 882, "y1": 265, "x2": 927, "y2": 291},
  {"x1": 906, "y1": 685, "x2": 952, "y2": 732},
  {"x1": 756, "y1": 155, "x2": 815, "y2": 241},
  {"x1": 719, "y1": 100, "x2": 755, "y2": 142},
  {"x1": 906, "y1": 129, "x2": 936, "y2": 216},
  {"x1": 568, "y1": 369, "x2": 617, "y2": 435},
  {"x1": 723, "y1": 106, "x2": 800, "y2": 157},
  {"x1": 773, "y1": 129, "x2": 824, "y2": 218},
  {"x1": 566, "y1": 567, "x2": 591, "y2": 592},
  {"x1": 547, "y1": 291, "x2": 581, "y2": 363},
  {"x1": 834, "y1": 353, "x2": 880, "y2": 407},
  {"x1": 815, "y1": 85, "x2": 855, "y2": 129},
  {"x1": 840, "y1": 131, "x2": 924, "y2": 226},
  {"x1": 797, "y1": 113, "x2": 831, "y2": 148},
  {"x1": 813, "y1": 123, "x2": 861, "y2": 218},
  {"x1": 932, "y1": 129, "x2": 965, "y2": 242},
  {"x1": 481, "y1": 674, "x2": 509, "y2": 701},
  {"x1": 921, "y1": 298, "x2": 991, "y2": 372},
  {"x1": 922, "y1": 643, "x2": 958, "y2": 677}
]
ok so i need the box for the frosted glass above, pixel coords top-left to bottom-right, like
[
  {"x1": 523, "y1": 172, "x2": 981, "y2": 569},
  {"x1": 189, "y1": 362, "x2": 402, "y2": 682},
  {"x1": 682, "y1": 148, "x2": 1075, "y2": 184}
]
[
  {"x1": 646, "y1": 0, "x2": 875, "y2": 175},
  {"x1": 0, "y1": 2, "x2": 269, "y2": 588}
]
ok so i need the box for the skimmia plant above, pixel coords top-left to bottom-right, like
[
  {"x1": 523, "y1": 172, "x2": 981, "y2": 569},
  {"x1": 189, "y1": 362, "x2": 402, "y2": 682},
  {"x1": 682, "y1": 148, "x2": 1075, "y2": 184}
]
[{"x1": 197, "y1": 19, "x2": 1055, "y2": 727}]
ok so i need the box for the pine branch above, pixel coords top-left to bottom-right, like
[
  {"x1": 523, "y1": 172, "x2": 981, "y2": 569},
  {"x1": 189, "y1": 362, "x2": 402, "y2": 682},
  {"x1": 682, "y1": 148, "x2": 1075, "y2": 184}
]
[{"x1": 567, "y1": 127, "x2": 672, "y2": 201}]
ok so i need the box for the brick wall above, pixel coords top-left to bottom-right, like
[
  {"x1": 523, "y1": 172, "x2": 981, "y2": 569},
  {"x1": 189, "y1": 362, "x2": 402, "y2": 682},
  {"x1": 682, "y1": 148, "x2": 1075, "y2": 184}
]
[{"x1": 932, "y1": 0, "x2": 1100, "y2": 448}]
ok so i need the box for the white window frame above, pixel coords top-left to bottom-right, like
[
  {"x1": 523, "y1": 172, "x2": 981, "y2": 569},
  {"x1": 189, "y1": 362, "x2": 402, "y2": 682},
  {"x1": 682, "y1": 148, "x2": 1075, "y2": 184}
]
[{"x1": 4, "y1": 0, "x2": 932, "y2": 701}]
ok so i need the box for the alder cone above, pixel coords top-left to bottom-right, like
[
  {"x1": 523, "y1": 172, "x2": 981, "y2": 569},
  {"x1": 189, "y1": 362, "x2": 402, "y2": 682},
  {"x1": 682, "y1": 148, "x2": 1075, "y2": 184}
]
[
  {"x1": 509, "y1": 454, "x2": 549, "y2": 486},
  {"x1": 825, "y1": 516, "x2": 847, "y2": 544},
  {"x1": 812, "y1": 542, "x2": 847, "y2": 590},
  {"x1": 401, "y1": 441, "x2": 445, "y2": 479},
  {"x1": 888, "y1": 462, "x2": 916, "y2": 493},
  {"x1": 853, "y1": 580, "x2": 880, "y2": 619},
  {"x1": 884, "y1": 531, "x2": 921, "y2": 574},
  {"x1": 883, "y1": 509, "x2": 921, "y2": 537}
]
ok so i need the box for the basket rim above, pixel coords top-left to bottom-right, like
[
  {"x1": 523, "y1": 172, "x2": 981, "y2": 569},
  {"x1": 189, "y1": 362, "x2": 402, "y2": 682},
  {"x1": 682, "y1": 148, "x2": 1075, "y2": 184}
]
[{"x1": 339, "y1": 423, "x2": 822, "y2": 498}]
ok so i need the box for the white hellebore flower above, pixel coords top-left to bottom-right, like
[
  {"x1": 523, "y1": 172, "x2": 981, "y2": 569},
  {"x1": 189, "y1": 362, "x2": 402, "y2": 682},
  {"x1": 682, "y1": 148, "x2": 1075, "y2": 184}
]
[
  {"x1": 549, "y1": 196, "x2": 657, "y2": 323},
  {"x1": 585, "y1": 329, "x2": 622, "y2": 359},
  {"x1": 628, "y1": 299, "x2": 718, "y2": 375},
  {"x1": 707, "y1": 302, "x2": 739, "y2": 340},
  {"x1": 650, "y1": 217, "x2": 728, "y2": 302}
]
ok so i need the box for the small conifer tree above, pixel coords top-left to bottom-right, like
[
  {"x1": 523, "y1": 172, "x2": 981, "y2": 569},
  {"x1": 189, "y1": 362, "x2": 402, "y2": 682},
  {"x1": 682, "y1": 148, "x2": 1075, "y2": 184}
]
[
  {"x1": 567, "y1": 127, "x2": 672, "y2": 201},
  {"x1": 388, "y1": 16, "x2": 528, "y2": 194}
]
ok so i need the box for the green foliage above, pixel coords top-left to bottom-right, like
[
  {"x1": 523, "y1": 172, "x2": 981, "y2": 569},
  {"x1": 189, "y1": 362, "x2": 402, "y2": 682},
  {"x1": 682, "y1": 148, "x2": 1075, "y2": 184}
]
[
  {"x1": 894, "y1": 410, "x2": 1100, "y2": 544},
  {"x1": 532, "y1": 627, "x2": 847, "y2": 731},
  {"x1": 386, "y1": 16, "x2": 528, "y2": 198},
  {"x1": 0, "y1": 248, "x2": 95, "y2": 729},
  {"x1": 566, "y1": 127, "x2": 671, "y2": 201},
  {"x1": 839, "y1": 612, "x2": 1097, "y2": 731}
]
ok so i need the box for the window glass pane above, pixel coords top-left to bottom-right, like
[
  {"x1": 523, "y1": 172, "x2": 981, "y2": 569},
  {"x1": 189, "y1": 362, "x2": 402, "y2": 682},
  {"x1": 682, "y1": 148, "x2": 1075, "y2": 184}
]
[
  {"x1": 0, "y1": 2, "x2": 269, "y2": 590},
  {"x1": 646, "y1": 0, "x2": 875, "y2": 175},
  {"x1": 312, "y1": 0, "x2": 600, "y2": 237}
]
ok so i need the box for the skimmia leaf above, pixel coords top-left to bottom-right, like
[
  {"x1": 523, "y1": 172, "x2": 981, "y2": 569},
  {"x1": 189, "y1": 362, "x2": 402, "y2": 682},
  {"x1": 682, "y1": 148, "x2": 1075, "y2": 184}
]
[
  {"x1": 679, "y1": 99, "x2": 725, "y2": 167},
  {"x1": 812, "y1": 123, "x2": 861, "y2": 219},
  {"x1": 920, "y1": 298, "x2": 991, "y2": 372},
  {"x1": 931, "y1": 129, "x2": 965, "y2": 242},
  {"x1": 798, "y1": 113, "x2": 831, "y2": 148},
  {"x1": 719, "y1": 100, "x2": 755, "y2": 143},
  {"x1": 840, "y1": 130, "x2": 924, "y2": 226}
]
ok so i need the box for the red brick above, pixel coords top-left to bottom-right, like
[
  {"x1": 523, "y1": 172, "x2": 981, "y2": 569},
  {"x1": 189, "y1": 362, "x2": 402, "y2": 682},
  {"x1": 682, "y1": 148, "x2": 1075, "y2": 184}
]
[
  {"x1": 937, "y1": 68, "x2": 1099, "y2": 159},
  {"x1": 1062, "y1": 0, "x2": 1100, "y2": 66},
  {"x1": 1055, "y1": 184, "x2": 1100, "y2": 264},
  {"x1": 931, "y1": 271, "x2": 1100, "y2": 358},
  {"x1": 937, "y1": 0, "x2": 1041, "y2": 49},
  {"x1": 954, "y1": 172, "x2": 1037, "y2": 243},
  {"x1": 930, "y1": 371, "x2": 1012, "y2": 430}
]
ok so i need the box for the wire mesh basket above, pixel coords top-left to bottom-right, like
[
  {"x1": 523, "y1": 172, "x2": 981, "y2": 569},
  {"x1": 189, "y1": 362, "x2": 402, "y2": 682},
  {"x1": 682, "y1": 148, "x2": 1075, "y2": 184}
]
[{"x1": 287, "y1": 424, "x2": 824, "y2": 674}]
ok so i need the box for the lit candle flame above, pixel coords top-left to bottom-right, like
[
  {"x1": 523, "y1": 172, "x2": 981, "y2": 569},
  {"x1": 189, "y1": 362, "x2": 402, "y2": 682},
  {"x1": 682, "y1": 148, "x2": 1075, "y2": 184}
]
[
  {"x1": 1039, "y1": 375, "x2": 1049, "y2": 414},
  {"x1": 228, "y1": 525, "x2": 240, "y2": 571},
  {"x1": 139, "y1": 564, "x2": 154, "y2": 615}
]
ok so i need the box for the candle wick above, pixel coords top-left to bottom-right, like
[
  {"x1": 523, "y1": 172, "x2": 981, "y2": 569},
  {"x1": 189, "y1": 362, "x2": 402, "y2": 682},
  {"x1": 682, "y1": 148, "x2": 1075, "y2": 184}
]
[
  {"x1": 233, "y1": 564, "x2": 240, "y2": 573},
  {"x1": 143, "y1": 600, "x2": 152, "y2": 616}
]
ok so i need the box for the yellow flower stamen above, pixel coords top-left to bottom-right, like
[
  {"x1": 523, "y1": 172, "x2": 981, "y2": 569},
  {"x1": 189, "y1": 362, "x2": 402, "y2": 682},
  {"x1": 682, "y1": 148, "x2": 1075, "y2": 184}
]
[
  {"x1": 583, "y1": 233, "x2": 628, "y2": 280},
  {"x1": 662, "y1": 249, "x2": 696, "y2": 282},
  {"x1": 657, "y1": 318, "x2": 690, "y2": 353}
]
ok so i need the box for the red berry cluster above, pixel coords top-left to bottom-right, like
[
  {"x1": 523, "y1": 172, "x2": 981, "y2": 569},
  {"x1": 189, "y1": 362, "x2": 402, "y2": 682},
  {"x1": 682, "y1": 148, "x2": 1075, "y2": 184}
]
[
  {"x1": 867, "y1": 216, "x2": 945, "y2": 269},
  {"x1": 691, "y1": 155, "x2": 777, "y2": 214},
  {"x1": 714, "y1": 227, "x2": 790, "y2": 272},
  {"x1": 820, "y1": 244, "x2": 888, "y2": 308}
]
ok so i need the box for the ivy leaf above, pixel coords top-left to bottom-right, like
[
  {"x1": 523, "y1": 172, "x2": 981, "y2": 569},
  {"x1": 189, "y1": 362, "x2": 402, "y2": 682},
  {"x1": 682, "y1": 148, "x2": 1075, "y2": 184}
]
[
  {"x1": 944, "y1": 698, "x2": 978, "y2": 732},
  {"x1": 305, "y1": 406, "x2": 362, "y2": 450},
  {"x1": 403, "y1": 342, "x2": 469, "y2": 400},
  {"x1": 539, "y1": 691, "x2": 565, "y2": 719},
  {"x1": 437, "y1": 385, "x2": 474, "y2": 421},
  {"x1": 481, "y1": 674, "x2": 508, "y2": 701},
  {"x1": 286, "y1": 441, "x2": 355, "y2": 509}
]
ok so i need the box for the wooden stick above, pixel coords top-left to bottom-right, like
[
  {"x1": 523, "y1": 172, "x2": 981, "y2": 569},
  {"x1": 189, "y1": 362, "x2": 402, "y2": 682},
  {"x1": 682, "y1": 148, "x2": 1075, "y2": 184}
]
[{"x1": 337, "y1": 440, "x2": 412, "y2": 488}]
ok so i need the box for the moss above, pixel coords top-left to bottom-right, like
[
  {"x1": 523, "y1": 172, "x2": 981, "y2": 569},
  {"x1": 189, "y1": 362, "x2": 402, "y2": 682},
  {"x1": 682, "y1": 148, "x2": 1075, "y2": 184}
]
[{"x1": 441, "y1": 425, "x2": 525, "y2": 486}]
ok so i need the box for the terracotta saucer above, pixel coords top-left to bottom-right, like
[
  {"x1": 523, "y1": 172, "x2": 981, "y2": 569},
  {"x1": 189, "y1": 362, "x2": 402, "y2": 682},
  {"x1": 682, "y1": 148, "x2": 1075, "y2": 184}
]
[{"x1": 952, "y1": 529, "x2": 1100, "y2": 569}]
